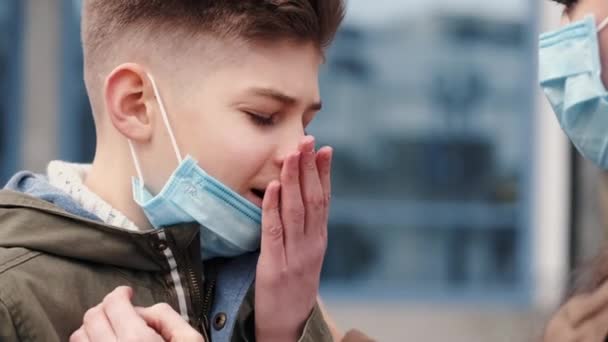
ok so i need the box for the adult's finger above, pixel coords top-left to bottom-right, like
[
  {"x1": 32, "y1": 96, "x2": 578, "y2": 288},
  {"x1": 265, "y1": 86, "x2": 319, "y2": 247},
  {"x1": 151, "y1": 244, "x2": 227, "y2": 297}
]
[
  {"x1": 82, "y1": 304, "x2": 117, "y2": 342},
  {"x1": 69, "y1": 327, "x2": 91, "y2": 342},
  {"x1": 136, "y1": 304, "x2": 205, "y2": 342},
  {"x1": 575, "y1": 296, "x2": 608, "y2": 342},
  {"x1": 564, "y1": 281, "x2": 608, "y2": 326},
  {"x1": 102, "y1": 286, "x2": 149, "y2": 337}
]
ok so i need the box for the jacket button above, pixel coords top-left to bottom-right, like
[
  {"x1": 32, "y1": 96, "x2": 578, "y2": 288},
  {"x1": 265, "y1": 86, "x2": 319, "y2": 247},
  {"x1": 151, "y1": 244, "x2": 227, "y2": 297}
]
[
  {"x1": 213, "y1": 312, "x2": 227, "y2": 331},
  {"x1": 155, "y1": 240, "x2": 168, "y2": 252}
]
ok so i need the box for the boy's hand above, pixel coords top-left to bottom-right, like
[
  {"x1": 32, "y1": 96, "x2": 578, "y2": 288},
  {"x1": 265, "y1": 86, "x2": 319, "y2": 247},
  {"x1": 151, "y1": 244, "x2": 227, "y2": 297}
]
[
  {"x1": 255, "y1": 135, "x2": 333, "y2": 342},
  {"x1": 70, "y1": 286, "x2": 204, "y2": 342},
  {"x1": 543, "y1": 281, "x2": 608, "y2": 341}
]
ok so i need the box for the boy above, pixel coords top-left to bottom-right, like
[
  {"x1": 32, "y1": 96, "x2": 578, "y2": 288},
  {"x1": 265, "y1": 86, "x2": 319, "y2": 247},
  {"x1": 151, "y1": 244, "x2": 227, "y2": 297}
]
[
  {"x1": 0, "y1": 1, "x2": 370, "y2": 341},
  {"x1": 540, "y1": 0, "x2": 608, "y2": 340}
]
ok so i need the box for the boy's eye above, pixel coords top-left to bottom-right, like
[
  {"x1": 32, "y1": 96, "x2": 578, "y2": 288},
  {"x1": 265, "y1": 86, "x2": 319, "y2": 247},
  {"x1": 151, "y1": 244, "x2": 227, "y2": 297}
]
[{"x1": 246, "y1": 111, "x2": 276, "y2": 126}]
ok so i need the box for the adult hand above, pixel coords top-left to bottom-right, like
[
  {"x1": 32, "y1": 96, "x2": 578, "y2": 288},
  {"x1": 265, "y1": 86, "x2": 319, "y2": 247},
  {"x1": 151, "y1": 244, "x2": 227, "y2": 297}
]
[
  {"x1": 544, "y1": 281, "x2": 608, "y2": 342},
  {"x1": 69, "y1": 286, "x2": 204, "y2": 342}
]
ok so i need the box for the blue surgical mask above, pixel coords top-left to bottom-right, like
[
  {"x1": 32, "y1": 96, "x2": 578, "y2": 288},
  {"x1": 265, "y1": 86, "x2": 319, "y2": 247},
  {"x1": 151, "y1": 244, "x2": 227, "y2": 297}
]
[
  {"x1": 128, "y1": 74, "x2": 262, "y2": 260},
  {"x1": 539, "y1": 14, "x2": 608, "y2": 168}
]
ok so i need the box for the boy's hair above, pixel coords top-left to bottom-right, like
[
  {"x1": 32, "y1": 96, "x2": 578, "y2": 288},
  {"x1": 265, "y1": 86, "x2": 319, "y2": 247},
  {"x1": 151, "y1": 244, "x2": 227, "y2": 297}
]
[{"x1": 81, "y1": 0, "x2": 345, "y2": 115}]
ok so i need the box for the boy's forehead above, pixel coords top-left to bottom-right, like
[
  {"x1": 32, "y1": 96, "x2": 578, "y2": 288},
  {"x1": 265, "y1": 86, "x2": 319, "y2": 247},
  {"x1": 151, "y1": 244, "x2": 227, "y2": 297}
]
[
  {"x1": 177, "y1": 37, "x2": 321, "y2": 74},
  {"x1": 165, "y1": 38, "x2": 322, "y2": 98}
]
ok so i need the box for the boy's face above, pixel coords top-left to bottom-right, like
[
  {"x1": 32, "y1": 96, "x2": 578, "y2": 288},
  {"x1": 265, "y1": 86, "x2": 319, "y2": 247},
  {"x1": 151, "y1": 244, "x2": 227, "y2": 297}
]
[{"x1": 148, "y1": 39, "x2": 323, "y2": 207}]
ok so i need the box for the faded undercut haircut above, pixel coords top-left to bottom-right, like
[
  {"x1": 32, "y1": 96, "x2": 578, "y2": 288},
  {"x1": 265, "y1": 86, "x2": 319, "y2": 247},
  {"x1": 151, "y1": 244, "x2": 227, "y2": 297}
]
[{"x1": 81, "y1": 0, "x2": 345, "y2": 115}]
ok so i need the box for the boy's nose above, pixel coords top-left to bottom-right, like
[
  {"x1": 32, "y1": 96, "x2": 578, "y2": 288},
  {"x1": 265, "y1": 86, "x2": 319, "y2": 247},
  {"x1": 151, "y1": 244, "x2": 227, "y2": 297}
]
[{"x1": 273, "y1": 131, "x2": 306, "y2": 169}]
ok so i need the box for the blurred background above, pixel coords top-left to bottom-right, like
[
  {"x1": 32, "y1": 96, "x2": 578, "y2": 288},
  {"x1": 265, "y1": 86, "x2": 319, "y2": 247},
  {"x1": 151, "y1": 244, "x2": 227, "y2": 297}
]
[{"x1": 0, "y1": 0, "x2": 603, "y2": 341}]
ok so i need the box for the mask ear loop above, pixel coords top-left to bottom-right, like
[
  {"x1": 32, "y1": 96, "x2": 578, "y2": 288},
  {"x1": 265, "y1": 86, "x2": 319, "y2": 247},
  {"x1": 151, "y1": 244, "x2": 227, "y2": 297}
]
[
  {"x1": 561, "y1": 13, "x2": 608, "y2": 31},
  {"x1": 598, "y1": 15, "x2": 608, "y2": 32},
  {"x1": 128, "y1": 140, "x2": 146, "y2": 200},
  {"x1": 146, "y1": 73, "x2": 183, "y2": 164},
  {"x1": 127, "y1": 73, "x2": 184, "y2": 199}
]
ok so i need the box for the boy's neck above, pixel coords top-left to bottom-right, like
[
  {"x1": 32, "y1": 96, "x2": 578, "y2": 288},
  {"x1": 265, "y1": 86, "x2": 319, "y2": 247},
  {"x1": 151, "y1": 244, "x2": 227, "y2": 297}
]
[{"x1": 84, "y1": 148, "x2": 153, "y2": 231}]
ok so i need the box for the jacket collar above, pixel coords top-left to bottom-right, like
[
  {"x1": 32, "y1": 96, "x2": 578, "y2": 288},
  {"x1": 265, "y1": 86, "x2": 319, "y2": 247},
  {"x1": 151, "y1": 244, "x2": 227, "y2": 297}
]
[{"x1": 0, "y1": 190, "x2": 199, "y2": 272}]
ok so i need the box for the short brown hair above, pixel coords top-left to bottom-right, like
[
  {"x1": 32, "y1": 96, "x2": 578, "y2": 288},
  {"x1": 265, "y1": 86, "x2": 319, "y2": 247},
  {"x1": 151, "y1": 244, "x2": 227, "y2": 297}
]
[{"x1": 82, "y1": 0, "x2": 345, "y2": 68}]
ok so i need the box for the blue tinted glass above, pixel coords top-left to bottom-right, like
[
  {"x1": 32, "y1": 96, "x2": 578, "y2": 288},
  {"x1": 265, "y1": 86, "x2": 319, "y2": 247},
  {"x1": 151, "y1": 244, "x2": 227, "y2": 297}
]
[{"x1": 314, "y1": 0, "x2": 535, "y2": 301}]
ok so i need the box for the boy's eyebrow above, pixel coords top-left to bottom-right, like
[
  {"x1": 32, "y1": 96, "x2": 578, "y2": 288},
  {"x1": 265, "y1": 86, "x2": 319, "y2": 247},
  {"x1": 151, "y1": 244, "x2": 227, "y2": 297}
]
[{"x1": 249, "y1": 87, "x2": 322, "y2": 111}]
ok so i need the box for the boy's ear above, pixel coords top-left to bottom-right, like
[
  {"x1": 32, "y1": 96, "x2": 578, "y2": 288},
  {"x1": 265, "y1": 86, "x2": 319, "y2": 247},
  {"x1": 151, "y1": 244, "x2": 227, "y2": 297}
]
[{"x1": 104, "y1": 63, "x2": 155, "y2": 142}]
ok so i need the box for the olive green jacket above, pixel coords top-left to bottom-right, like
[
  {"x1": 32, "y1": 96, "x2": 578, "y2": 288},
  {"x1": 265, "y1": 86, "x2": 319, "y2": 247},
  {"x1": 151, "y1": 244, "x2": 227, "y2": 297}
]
[{"x1": 0, "y1": 190, "x2": 333, "y2": 342}]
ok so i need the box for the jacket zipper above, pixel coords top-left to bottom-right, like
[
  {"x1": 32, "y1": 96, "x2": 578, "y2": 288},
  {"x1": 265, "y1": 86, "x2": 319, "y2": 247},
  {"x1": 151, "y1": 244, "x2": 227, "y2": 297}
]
[
  {"x1": 202, "y1": 276, "x2": 217, "y2": 326},
  {"x1": 201, "y1": 261, "x2": 217, "y2": 335},
  {"x1": 187, "y1": 267, "x2": 210, "y2": 342}
]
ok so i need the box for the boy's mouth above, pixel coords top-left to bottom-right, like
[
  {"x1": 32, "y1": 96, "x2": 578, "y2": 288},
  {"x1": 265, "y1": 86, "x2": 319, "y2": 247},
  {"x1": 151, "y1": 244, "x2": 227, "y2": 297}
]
[
  {"x1": 251, "y1": 188, "x2": 266, "y2": 200},
  {"x1": 248, "y1": 188, "x2": 266, "y2": 207}
]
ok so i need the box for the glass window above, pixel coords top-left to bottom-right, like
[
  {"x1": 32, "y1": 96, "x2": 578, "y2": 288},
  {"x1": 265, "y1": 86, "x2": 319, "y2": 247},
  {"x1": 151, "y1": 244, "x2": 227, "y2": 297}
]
[{"x1": 314, "y1": 1, "x2": 536, "y2": 301}]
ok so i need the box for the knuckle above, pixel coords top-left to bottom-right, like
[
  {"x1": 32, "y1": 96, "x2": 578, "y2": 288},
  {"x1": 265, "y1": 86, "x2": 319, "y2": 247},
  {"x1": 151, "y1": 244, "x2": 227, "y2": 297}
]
[
  {"x1": 287, "y1": 206, "x2": 305, "y2": 222},
  {"x1": 264, "y1": 222, "x2": 283, "y2": 237},
  {"x1": 322, "y1": 193, "x2": 330, "y2": 207},
  {"x1": 289, "y1": 260, "x2": 306, "y2": 277},
  {"x1": 277, "y1": 265, "x2": 289, "y2": 278},
  {"x1": 306, "y1": 194, "x2": 325, "y2": 210},
  {"x1": 266, "y1": 274, "x2": 284, "y2": 288},
  {"x1": 153, "y1": 302, "x2": 174, "y2": 315},
  {"x1": 544, "y1": 317, "x2": 564, "y2": 338},
  {"x1": 271, "y1": 266, "x2": 290, "y2": 284},
  {"x1": 267, "y1": 206, "x2": 280, "y2": 218},
  {"x1": 83, "y1": 306, "x2": 101, "y2": 325},
  {"x1": 305, "y1": 159, "x2": 316, "y2": 171},
  {"x1": 320, "y1": 231, "x2": 328, "y2": 244},
  {"x1": 69, "y1": 329, "x2": 85, "y2": 342},
  {"x1": 103, "y1": 290, "x2": 121, "y2": 307},
  {"x1": 563, "y1": 300, "x2": 582, "y2": 324},
  {"x1": 308, "y1": 251, "x2": 324, "y2": 267},
  {"x1": 308, "y1": 236, "x2": 326, "y2": 252},
  {"x1": 121, "y1": 334, "x2": 141, "y2": 342},
  {"x1": 315, "y1": 239, "x2": 327, "y2": 255},
  {"x1": 287, "y1": 171, "x2": 299, "y2": 183},
  {"x1": 178, "y1": 331, "x2": 205, "y2": 342}
]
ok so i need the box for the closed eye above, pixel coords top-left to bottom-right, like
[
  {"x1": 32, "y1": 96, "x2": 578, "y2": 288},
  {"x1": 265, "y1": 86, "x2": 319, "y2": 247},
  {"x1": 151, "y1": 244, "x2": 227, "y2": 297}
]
[{"x1": 246, "y1": 111, "x2": 276, "y2": 126}]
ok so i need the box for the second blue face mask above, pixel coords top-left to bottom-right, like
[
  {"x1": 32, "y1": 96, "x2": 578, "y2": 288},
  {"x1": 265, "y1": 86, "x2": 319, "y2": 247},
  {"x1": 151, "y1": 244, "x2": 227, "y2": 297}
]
[
  {"x1": 539, "y1": 15, "x2": 608, "y2": 168},
  {"x1": 128, "y1": 74, "x2": 262, "y2": 260}
]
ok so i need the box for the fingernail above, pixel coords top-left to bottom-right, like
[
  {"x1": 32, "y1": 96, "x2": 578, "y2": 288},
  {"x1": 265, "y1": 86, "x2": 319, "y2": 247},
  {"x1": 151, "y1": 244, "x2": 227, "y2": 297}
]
[
  {"x1": 271, "y1": 180, "x2": 280, "y2": 190},
  {"x1": 269, "y1": 225, "x2": 282, "y2": 235}
]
